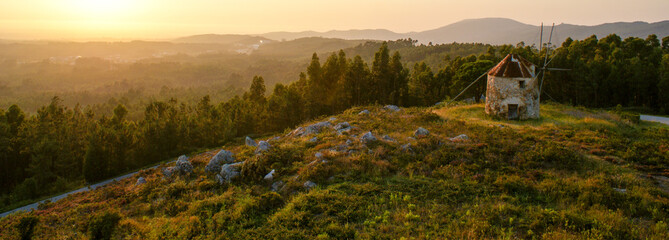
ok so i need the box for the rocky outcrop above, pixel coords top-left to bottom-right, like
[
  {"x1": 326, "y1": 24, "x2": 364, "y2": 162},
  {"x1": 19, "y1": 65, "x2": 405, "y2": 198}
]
[
  {"x1": 414, "y1": 127, "x2": 430, "y2": 137},
  {"x1": 400, "y1": 143, "x2": 413, "y2": 152},
  {"x1": 305, "y1": 121, "x2": 332, "y2": 135},
  {"x1": 271, "y1": 181, "x2": 284, "y2": 192},
  {"x1": 450, "y1": 134, "x2": 469, "y2": 142},
  {"x1": 304, "y1": 181, "x2": 317, "y2": 189},
  {"x1": 334, "y1": 122, "x2": 350, "y2": 131},
  {"x1": 205, "y1": 150, "x2": 235, "y2": 173},
  {"x1": 255, "y1": 141, "x2": 271, "y2": 154},
  {"x1": 384, "y1": 105, "x2": 401, "y2": 112},
  {"x1": 136, "y1": 177, "x2": 147, "y2": 186},
  {"x1": 216, "y1": 162, "x2": 244, "y2": 184},
  {"x1": 176, "y1": 155, "x2": 194, "y2": 174},
  {"x1": 245, "y1": 136, "x2": 258, "y2": 147},
  {"x1": 334, "y1": 122, "x2": 352, "y2": 134},
  {"x1": 288, "y1": 127, "x2": 305, "y2": 137},
  {"x1": 268, "y1": 136, "x2": 280, "y2": 142},
  {"x1": 382, "y1": 135, "x2": 397, "y2": 142},
  {"x1": 359, "y1": 109, "x2": 370, "y2": 115},
  {"x1": 360, "y1": 132, "x2": 377, "y2": 144},
  {"x1": 163, "y1": 155, "x2": 194, "y2": 178}
]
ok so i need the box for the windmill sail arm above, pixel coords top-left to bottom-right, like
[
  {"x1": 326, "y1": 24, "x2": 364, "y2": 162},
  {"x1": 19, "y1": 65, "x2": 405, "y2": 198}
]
[
  {"x1": 546, "y1": 67, "x2": 571, "y2": 71},
  {"x1": 544, "y1": 54, "x2": 556, "y2": 67}
]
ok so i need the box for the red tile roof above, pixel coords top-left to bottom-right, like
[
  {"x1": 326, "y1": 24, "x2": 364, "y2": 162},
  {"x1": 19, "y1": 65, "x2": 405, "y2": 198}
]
[{"x1": 488, "y1": 54, "x2": 536, "y2": 78}]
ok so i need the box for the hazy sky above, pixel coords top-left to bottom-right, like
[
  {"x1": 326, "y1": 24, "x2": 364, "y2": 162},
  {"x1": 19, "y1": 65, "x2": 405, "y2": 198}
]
[{"x1": 1, "y1": 0, "x2": 668, "y2": 40}]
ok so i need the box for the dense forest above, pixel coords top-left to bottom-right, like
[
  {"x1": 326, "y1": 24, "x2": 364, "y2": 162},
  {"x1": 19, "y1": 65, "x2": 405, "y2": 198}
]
[
  {"x1": 0, "y1": 38, "x2": 487, "y2": 115},
  {"x1": 1, "y1": 34, "x2": 669, "y2": 210}
]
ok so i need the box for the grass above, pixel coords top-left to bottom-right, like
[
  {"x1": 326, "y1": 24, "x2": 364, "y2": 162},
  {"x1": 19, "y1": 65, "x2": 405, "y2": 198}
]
[{"x1": 1, "y1": 103, "x2": 668, "y2": 239}]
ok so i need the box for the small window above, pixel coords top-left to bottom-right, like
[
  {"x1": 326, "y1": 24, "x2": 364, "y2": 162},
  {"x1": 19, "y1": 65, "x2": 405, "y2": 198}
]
[{"x1": 519, "y1": 80, "x2": 526, "y2": 89}]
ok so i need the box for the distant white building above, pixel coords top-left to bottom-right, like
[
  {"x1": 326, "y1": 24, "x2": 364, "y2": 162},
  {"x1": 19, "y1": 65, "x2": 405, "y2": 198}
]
[{"x1": 485, "y1": 54, "x2": 540, "y2": 120}]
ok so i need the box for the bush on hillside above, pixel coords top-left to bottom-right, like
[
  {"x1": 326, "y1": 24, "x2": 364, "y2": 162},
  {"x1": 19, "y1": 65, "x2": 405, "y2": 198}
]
[
  {"x1": 241, "y1": 146, "x2": 303, "y2": 183},
  {"x1": 16, "y1": 215, "x2": 39, "y2": 240},
  {"x1": 517, "y1": 144, "x2": 585, "y2": 171},
  {"x1": 87, "y1": 211, "x2": 121, "y2": 240}
]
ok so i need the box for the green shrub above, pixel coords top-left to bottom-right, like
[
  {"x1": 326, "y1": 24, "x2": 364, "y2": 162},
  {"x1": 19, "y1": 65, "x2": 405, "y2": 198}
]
[
  {"x1": 623, "y1": 141, "x2": 668, "y2": 166},
  {"x1": 521, "y1": 145, "x2": 586, "y2": 171},
  {"x1": 613, "y1": 105, "x2": 640, "y2": 124},
  {"x1": 241, "y1": 157, "x2": 271, "y2": 183},
  {"x1": 16, "y1": 215, "x2": 39, "y2": 240},
  {"x1": 165, "y1": 180, "x2": 188, "y2": 199},
  {"x1": 242, "y1": 146, "x2": 302, "y2": 183},
  {"x1": 323, "y1": 223, "x2": 356, "y2": 239},
  {"x1": 162, "y1": 199, "x2": 188, "y2": 217},
  {"x1": 255, "y1": 192, "x2": 284, "y2": 213},
  {"x1": 88, "y1": 211, "x2": 121, "y2": 240},
  {"x1": 270, "y1": 188, "x2": 365, "y2": 229},
  {"x1": 417, "y1": 112, "x2": 442, "y2": 123},
  {"x1": 493, "y1": 175, "x2": 536, "y2": 196}
]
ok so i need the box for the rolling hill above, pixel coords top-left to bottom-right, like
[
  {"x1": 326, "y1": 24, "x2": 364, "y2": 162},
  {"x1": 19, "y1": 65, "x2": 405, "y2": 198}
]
[
  {"x1": 259, "y1": 18, "x2": 669, "y2": 45},
  {"x1": 1, "y1": 103, "x2": 667, "y2": 239}
]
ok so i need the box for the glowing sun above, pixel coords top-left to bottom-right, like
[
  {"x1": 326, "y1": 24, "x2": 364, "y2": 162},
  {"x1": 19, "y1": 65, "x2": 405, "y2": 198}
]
[{"x1": 69, "y1": 0, "x2": 135, "y2": 19}]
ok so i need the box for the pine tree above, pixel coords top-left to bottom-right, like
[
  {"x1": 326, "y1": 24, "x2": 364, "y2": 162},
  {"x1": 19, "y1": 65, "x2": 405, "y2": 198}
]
[
  {"x1": 372, "y1": 42, "x2": 391, "y2": 104},
  {"x1": 248, "y1": 76, "x2": 267, "y2": 104},
  {"x1": 389, "y1": 52, "x2": 409, "y2": 105},
  {"x1": 345, "y1": 55, "x2": 371, "y2": 106},
  {"x1": 83, "y1": 131, "x2": 108, "y2": 183}
]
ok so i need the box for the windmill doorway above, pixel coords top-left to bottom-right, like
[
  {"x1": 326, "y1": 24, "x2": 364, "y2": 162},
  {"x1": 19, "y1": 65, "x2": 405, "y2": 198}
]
[{"x1": 508, "y1": 104, "x2": 519, "y2": 120}]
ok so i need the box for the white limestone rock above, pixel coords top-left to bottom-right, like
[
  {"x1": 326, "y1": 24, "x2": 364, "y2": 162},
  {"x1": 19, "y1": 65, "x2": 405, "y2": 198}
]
[{"x1": 264, "y1": 169, "x2": 276, "y2": 181}]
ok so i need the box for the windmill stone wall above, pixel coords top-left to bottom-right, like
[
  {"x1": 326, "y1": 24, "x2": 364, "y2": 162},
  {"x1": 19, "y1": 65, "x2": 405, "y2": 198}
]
[{"x1": 485, "y1": 54, "x2": 540, "y2": 120}]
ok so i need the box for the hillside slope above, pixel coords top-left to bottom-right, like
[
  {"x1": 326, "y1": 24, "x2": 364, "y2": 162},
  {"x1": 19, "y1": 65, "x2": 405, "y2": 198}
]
[
  {"x1": 1, "y1": 103, "x2": 668, "y2": 239},
  {"x1": 260, "y1": 18, "x2": 669, "y2": 45}
]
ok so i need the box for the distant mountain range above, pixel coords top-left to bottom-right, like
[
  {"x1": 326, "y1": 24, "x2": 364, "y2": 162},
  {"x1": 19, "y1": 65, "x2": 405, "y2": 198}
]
[
  {"x1": 173, "y1": 34, "x2": 272, "y2": 45},
  {"x1": 251, "y1": 18, "x2": 669, "y2": 46}
]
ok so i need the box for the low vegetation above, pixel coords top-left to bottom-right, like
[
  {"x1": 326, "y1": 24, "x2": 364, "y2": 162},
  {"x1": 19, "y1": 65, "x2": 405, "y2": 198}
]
[{"x1": 1, "y1": 103, "x2": 667, "y2": 239}]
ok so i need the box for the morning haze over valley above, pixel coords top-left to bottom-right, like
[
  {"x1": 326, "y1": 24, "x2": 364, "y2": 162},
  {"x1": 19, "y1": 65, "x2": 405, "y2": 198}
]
[{"x1": 1, "y1": 1, "x2": 669, "y2": 239}]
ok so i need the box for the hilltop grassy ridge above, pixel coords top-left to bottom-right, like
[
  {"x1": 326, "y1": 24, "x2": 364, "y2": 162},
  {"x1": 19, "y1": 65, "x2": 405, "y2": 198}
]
[{"x1": 1, "y1": 103, "x2": 668, "y2": 239}]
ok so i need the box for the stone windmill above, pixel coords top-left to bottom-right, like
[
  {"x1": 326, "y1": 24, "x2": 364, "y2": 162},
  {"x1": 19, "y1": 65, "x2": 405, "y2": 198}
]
[
  {"x1": 449, "y1": 23, "x2": 568, "y2": 120},
  {"x1": 485, "y1": 53, "x2": 539, "y2": 119}
]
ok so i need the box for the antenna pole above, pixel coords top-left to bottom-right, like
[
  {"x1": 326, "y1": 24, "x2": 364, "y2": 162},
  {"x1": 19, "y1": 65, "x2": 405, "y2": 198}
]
[
  {"x1": 539, "y1": 23, "x2": 555, "y2": 102},
  {"x1": 543, "y1": 23, "x2": 554, "y2": 68},
  {"x1": 539, "y1": 22, "x2": 543, "y2": 54}
]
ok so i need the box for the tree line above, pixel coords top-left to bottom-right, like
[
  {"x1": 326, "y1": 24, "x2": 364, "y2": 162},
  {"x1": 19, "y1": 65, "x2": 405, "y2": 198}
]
[
  {"x1": 2, "y1": 34, "x2": 669, "y2": 208},
  {"x1": 546, "y1": 34, "x2": 669, "y2": 111}
]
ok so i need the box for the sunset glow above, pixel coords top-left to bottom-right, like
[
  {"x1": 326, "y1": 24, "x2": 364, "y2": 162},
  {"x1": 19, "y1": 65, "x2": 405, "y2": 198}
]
[
  {"x1": 0, "y1": 0, "x2": 668, "y2": 39},
  {"x1": 68, "y1": 0, "x2": 136, "y2": 18}
]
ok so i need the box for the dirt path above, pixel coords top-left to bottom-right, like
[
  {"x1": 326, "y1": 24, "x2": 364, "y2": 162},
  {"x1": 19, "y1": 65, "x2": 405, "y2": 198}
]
[
  {"x1": 0, "y1": 160, "x2": 174, "y2": 218},
  {"x1": 640, "y1": 115, "x2": 669, "y2": 125}
]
